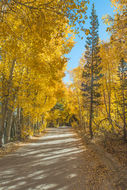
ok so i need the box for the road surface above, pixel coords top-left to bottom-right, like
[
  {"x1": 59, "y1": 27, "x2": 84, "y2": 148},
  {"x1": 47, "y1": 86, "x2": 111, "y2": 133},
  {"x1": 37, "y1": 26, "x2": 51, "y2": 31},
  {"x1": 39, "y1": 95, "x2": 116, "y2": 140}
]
[{"x1": 0, "y1": 127, "x2": 117, "y2": 190}]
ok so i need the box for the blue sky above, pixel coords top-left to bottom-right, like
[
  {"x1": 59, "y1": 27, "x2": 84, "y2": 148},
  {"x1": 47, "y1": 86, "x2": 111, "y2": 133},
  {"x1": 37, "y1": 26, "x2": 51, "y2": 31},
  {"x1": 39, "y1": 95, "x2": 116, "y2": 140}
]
[{"x1": 63, "y1": 0, "x2": 114, "y2": 83}]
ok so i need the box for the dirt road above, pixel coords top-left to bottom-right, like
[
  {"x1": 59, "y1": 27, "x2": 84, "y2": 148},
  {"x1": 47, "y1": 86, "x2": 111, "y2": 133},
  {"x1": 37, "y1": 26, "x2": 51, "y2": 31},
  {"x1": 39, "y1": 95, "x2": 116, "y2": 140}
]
[{"x1": 0, "y1": 127, "x2": 119, "y2": 190}]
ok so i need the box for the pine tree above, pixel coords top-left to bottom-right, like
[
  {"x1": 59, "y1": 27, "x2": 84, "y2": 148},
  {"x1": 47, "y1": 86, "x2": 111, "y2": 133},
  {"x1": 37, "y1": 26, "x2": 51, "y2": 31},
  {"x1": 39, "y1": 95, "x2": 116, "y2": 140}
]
[
  {"x1": 82, "y1": 3, "x2": 102, "y2": 138},
  {"x1": 117, "y1": 58, "x2": 127, "y2": 141}
]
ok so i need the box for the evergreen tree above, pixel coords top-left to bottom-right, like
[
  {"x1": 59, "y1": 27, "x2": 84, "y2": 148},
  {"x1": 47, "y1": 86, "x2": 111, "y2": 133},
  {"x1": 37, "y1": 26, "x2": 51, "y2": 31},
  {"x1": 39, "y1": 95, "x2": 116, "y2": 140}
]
[
  {"x1": 117, "y1": 58, "x2": 127, "y2": 141},
  {"x1": 82, "y1": 3, "x2": 102, "y2": 138}
]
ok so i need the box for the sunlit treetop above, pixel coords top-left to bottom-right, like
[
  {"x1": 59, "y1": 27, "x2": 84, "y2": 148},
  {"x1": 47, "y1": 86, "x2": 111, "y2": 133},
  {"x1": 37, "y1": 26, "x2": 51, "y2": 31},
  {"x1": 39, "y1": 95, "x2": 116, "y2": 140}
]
[
  {"x1": 111, "y1": 0, "x2": 127, "y2": 11},
  {"x1": 0, "y1": 0, "x2": 89, "y2": 33}
]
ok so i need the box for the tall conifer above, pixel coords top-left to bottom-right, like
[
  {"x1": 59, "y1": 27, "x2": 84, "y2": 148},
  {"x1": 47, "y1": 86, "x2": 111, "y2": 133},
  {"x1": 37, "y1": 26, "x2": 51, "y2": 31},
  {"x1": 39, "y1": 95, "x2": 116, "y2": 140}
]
[
  {"x1": 82, "y1": 3, "x2": 102, "y2": 138},
  {"x1": 117, "y1": 58, "x2": 127, "y2": 141}
]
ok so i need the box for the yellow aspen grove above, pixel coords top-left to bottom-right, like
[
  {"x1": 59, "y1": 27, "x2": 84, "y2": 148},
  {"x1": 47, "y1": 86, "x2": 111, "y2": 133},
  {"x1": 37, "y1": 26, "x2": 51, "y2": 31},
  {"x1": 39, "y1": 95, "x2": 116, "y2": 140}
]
[
  {"x1": 0, "y1": 0, "x2": 89, "y2": 145},
  {"x1": 0, "y1": 1, "x2": 127, "y2": 190},
  {"x1": 69, "y1": 64, "x2": 85, "y2": 130}
]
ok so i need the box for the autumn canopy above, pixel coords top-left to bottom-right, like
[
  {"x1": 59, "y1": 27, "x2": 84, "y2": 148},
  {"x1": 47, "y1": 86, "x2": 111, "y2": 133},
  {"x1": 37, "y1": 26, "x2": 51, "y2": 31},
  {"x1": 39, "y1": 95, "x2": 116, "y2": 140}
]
[{"x1": 0, "y1": 0, "x2": 126, "y2": 146}]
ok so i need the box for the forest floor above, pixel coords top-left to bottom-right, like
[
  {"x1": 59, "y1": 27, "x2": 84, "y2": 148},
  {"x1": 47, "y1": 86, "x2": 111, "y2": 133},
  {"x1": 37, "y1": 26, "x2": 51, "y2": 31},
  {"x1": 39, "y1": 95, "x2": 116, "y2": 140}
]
[{"x1": 0, "y1": 127, "x2": 127, "y2": 190}]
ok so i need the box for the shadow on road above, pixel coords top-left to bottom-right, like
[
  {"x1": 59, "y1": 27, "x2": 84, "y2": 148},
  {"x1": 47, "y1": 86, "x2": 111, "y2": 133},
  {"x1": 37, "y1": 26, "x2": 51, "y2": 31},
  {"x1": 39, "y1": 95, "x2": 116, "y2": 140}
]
[{"x1": 0, "y1": 127, "x2": 87, "y2": 190}]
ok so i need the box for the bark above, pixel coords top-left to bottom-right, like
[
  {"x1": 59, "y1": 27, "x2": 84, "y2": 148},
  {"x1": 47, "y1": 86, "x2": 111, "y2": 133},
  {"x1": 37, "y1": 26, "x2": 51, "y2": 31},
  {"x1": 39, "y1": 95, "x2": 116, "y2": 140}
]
[
  {"x1": 16, "y1": 106, "x2": 22, "y2": 140},
  {"x1": 0, "y1": 59, "x2": 16, "y2": 146},
  {"x1": 121, "y1": 70, "x2": 126, "y2": 141},
  {"x1": 89, "y1": 98, "x2": 93, "y2": 138},
  {"x1": 89, "y1": 49, "x2": 94, "y2": 139},
  {"x1": 5, "y1": 109, "x2": 14, "y2": 143},
  {"x1": 0, "y1": 102, "x2": 6, "y2": 146},
  {"x1": 77, "y1": 94, "x2": 84, "y2": 130}
]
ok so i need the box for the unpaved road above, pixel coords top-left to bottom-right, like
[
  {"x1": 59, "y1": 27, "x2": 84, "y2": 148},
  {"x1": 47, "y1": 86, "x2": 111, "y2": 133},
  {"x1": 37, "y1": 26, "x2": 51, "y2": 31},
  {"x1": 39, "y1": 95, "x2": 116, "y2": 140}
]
[{"x1": 0, "y1": 127, "x2": 121, "y2": 190}]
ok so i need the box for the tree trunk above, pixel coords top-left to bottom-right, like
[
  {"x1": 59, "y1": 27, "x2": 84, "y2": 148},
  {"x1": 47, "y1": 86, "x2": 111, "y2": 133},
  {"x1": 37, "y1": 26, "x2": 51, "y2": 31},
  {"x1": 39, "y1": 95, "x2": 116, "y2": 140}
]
[
  {"x1": 122, "y1": 72, "x2": 126, "y2": 141},
  {"x1": 89, "y1": 98, "x2": 93, "y2": 138},
  {"x1": 0, "y1": 102, "x2": 7, "y2": 146},
  {"x1": 16, "y1": 107, "x2": 21, "y2": 140},
  {"x1": 89, "y1": 49, "x2": 94, "y2": 139},
  {"x1": 5, "y1": 109, "x2": 14, "y2": 143},
  {"x1": 0, "y1": 59, "x2": 16, "y2": 146}
]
